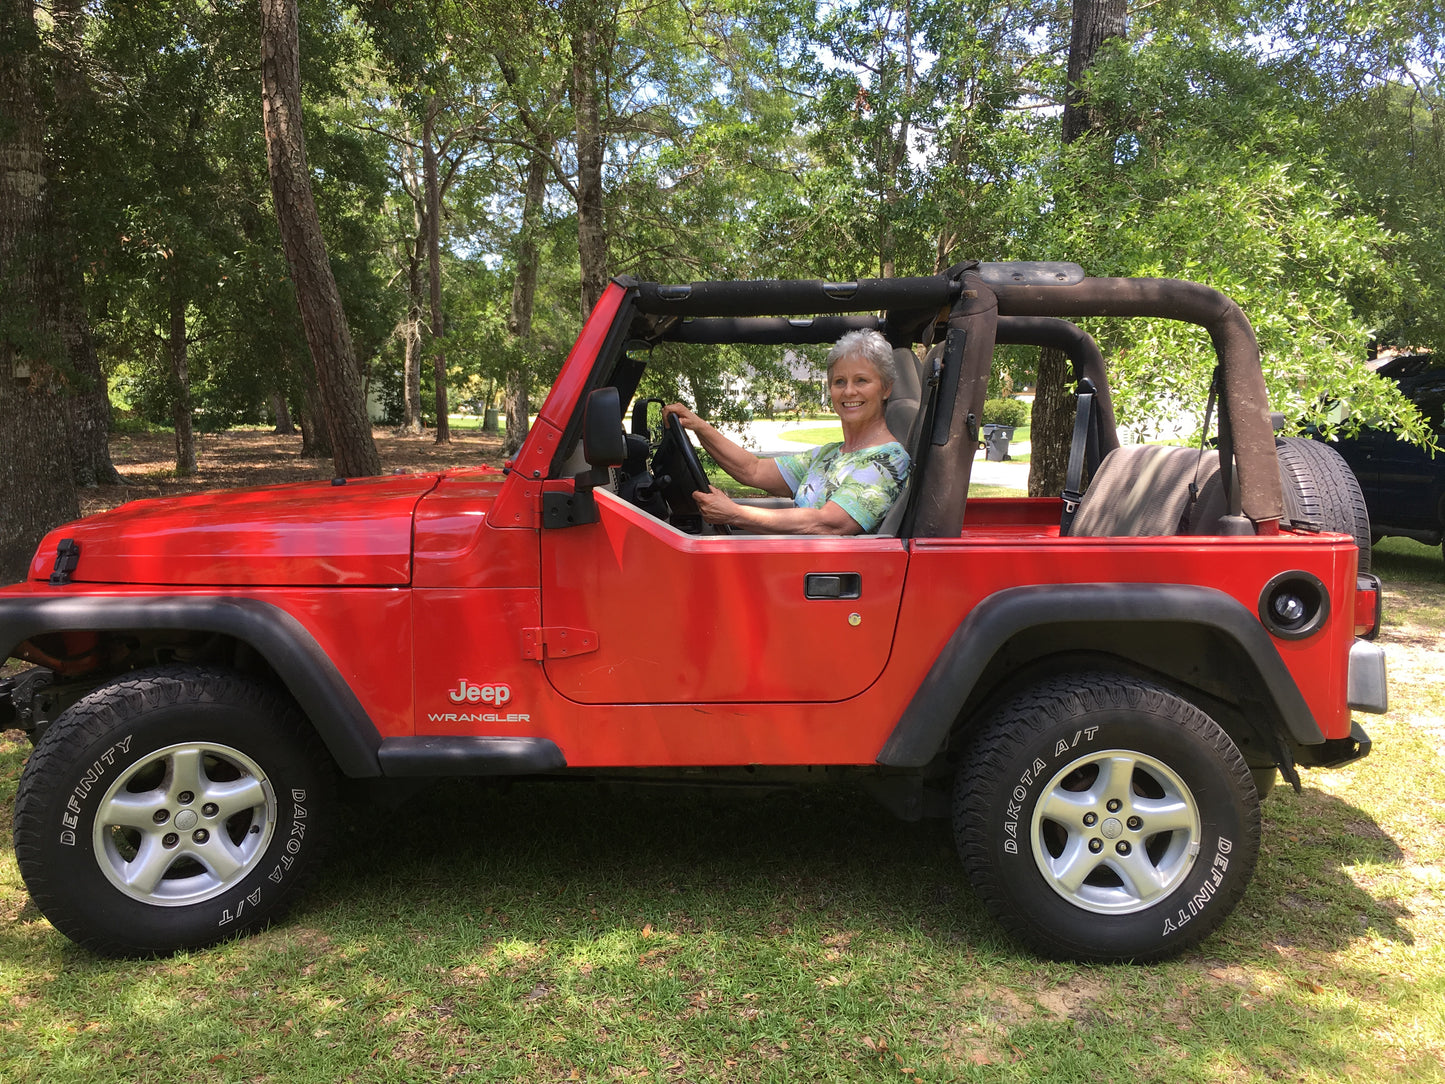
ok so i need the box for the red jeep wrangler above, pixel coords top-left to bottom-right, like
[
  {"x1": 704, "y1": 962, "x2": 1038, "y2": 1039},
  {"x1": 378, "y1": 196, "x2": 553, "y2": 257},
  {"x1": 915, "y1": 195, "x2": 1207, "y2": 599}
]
[{"x1": 1, "y1": 262, "x2": 1386, "y2": 961}]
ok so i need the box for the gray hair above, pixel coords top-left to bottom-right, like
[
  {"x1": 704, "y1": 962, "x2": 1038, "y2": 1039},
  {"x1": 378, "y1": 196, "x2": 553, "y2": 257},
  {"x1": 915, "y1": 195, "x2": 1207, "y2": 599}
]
[{"x1": 825, "y1": 329, "x2": 896, "y2": 390}]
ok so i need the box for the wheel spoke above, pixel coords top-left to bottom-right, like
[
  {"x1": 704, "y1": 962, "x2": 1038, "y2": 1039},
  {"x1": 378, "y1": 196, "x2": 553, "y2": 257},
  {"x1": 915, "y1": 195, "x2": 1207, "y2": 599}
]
[
  {"x1": 1134, "y1": 796, "x2": 1195, "y2": 836},
  {"x1": 1037, "y1": 789, "x2": 1093, "y2": 832},
  {"x1": 1049, "y1": 837, "x2": 1103, "y2": 895},
  {"x1": 192, "y1": 835, "x2": 245, "y2": 882},
  {"x1": 166, "y1": 747, "x2": 206, "y2": 802},
  {"x1": 122, "y1": 835, "x2": 178, "y2": 895},
  {"x1": 1091, "y1": 754, "x2": 1137, "y2": 808},
  {"x1": 1110, "y1": 848, "x2": 1169, "y2": 904},
  {"x1": 205, "y1": 776, "x2": 267, "y2": 819},
  {"x1": 98, "y1": 790, "x2": 163, "y2": 830}
]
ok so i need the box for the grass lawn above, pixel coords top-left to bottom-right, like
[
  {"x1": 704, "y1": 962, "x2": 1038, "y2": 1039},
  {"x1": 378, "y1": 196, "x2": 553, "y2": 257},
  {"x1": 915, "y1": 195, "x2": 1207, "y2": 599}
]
[
  {"x1": 1, "y1": 442, "x2": 1442, "y2": 1081},
  {"x1": 781, "y1": 424, "x2": 844, "y2": 445}
]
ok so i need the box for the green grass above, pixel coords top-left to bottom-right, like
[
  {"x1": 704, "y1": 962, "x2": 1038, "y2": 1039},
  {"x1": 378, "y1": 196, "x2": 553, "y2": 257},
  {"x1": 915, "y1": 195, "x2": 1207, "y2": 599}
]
[
  {"x1": 1371, "y1": 536, "x2": 1444, "y2": 586},
  {"x1": 2, "y1": 573, "x2": 1442, "y2": 1081},
  {"x1": 781, "y1": 424, "x2": 844, "y2": 445},
  {"x1": 446, "y1": 414, "x2": 507, "y2": 431}
]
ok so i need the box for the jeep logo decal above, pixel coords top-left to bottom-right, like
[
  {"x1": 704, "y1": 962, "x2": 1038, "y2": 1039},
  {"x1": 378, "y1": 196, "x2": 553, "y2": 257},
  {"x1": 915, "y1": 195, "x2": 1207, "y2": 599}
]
[{"x1": 448, "y1": 680, "x2": 512, "y2": 706}]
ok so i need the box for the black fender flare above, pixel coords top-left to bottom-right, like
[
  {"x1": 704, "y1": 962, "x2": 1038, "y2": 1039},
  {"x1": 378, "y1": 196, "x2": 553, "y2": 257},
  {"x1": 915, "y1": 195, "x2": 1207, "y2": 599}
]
[
  {"x1": 878, "y1": 583, "x2": 1323, "y2": 768},
  {"x1": 0, "y1": 595, "x2": 382, "y2": 777}
]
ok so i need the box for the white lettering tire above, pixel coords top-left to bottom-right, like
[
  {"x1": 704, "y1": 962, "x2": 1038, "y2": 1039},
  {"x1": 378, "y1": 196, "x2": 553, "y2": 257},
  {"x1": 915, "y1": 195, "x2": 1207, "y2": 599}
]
[
  {"x1": 14, "y1": 665, "x2": 334, "y2": 956},
  {"x1": 954, "y1": 673, "x2": 1260, "y2": 961}
]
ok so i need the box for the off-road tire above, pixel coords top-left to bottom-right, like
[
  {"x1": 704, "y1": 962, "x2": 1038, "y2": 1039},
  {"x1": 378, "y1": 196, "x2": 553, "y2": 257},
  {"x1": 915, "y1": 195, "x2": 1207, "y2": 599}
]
[
  {"x1": 1277, "y1": 436, "x2": 1372, "y2": 572},
  {"x1": 13, "y1": 665, "x2": 334, "y2": 956},
  {"x1": 954, "y1": 673, "x2": 1260, "y2": 962}
]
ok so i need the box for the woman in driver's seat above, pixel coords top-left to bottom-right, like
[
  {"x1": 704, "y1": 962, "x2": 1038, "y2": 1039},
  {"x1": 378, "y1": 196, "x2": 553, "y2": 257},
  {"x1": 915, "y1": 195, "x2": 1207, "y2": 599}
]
[{"x1": 664, "y1": 329, "x2": 911, "y2": 535}]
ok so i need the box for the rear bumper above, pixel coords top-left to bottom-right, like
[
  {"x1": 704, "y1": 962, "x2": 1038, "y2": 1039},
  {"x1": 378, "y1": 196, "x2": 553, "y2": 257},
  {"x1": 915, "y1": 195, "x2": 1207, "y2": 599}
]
[{"x1": 1296, "y1": 720, "x2": 1373, "y2": 769}]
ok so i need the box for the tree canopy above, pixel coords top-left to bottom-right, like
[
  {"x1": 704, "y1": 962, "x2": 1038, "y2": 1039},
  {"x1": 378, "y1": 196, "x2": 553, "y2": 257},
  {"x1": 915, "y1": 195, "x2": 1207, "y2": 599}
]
[{"x1": 9, "y1": 0, "x2": 1444, "y2": 486}]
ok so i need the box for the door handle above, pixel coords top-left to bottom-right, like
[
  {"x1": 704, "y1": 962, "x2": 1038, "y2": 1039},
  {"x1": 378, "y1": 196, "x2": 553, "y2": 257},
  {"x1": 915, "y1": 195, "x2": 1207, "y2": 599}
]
[{"x1": 805, "y1": 572, "x2": 861, "y2": 599}]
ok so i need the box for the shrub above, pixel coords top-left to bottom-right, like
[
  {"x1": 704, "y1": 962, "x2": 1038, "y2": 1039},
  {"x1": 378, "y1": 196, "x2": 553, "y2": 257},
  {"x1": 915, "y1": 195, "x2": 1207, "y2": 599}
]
[{"x1": 983, "y1": 397, "x2": 1028, "y2": 427}]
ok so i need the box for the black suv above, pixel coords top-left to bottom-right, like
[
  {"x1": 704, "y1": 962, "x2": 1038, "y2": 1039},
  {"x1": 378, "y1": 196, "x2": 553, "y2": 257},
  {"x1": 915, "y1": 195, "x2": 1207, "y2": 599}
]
[{"x1": 1324, "y1": 355, "x2": 1444, "y2": 559}]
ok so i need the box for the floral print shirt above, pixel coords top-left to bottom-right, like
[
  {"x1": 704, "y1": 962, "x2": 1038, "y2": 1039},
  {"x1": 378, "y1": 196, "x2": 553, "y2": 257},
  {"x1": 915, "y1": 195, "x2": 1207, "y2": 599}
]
[{"x1": 774, "y1": 441, "x2": 911, "y2": 532}]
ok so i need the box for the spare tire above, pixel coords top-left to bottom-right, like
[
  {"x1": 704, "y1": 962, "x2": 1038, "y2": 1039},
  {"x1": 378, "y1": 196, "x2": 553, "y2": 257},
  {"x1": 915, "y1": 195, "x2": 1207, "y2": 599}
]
[{"x1": 1276, "y1": 437, "x2": 1372, "y2": 573}]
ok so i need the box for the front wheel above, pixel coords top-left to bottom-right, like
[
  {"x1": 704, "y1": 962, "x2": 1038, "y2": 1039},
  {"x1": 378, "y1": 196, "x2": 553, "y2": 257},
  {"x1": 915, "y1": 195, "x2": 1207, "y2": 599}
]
[
  {"x1": 14, "y1": 665, "x2": 334, "y2": 956},
  {"x1": 954, "y1": 673, "x2": 1260, "y2": 962}
]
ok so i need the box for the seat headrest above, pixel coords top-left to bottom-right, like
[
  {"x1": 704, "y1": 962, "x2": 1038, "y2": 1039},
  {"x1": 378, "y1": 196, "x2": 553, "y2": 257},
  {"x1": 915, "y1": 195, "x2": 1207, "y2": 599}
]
[{"x1": 885, "y1": 346, "x2": 923, "y2": 445}]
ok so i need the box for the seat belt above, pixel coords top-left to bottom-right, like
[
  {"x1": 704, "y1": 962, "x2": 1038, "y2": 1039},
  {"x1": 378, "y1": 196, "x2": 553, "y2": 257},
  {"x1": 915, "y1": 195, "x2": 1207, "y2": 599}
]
[
  {"x1": 1188, "y1": 368, "x2": 1221, "y2": 514},
  {"x1": 1058, "y1": 378, "x2": 1097, "y2": 536}
]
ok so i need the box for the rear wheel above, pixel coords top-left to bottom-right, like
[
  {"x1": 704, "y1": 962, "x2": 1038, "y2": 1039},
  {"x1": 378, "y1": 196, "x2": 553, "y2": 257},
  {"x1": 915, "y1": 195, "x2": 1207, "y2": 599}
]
[
  {"x1": 14, "y1": 665, "x2": 334, "y2": 956},
  {"x1": 955, "y1": 673, "x2": 1260, "y2": 962}
]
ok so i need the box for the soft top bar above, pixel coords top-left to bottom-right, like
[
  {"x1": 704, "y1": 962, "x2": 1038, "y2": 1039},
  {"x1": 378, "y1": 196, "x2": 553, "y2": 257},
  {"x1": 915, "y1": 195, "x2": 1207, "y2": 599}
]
[
  {"x1": 630, "y1": 263, "x2": 1088, "y2": 318},
  {"x1": 991, "y1": 276, "x2": 1282, "y2": 527},
  {"x1": 632, "y1": 273, "x2": 964, "y2": 317},
  {"x1": 661, "y1": 314, "x2": 881, "y2": 345}
]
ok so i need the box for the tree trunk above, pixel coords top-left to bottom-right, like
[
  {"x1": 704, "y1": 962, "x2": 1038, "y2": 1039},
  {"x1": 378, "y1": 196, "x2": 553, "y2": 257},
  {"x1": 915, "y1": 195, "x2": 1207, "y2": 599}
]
[
  {"x1": 260, "y1": 0, "x2": 380, "y2": 478},
  {"x1": 0, "y1": 0, "x2": 80, "y2": 583},
  {"x1": 401, "y1": 221, "x2": 425, "y2": 434},
  {"x1": 298, "y1": 381, "x2": 332, "y2": 459},
  {"x1": 569, "y1": 2, "x2": 608, "y2": 314},
  {"x1": 423, "y1": 96, "x2": 449, "y2": 444},
  {"x1": 270, "y1": 391, "x2": 295, "y2": 434},
  {"x1": 1028, "y1": 0, "x2": 1126, "y2": 497},
  {"x1": 1062, "y1": 0, "x2": 1127, "y2": 144},
  {"x1": 879, "y1": 0, "x2": 914, "y2": 280},
  {"x1": 503, "y1": 149, "x2": 548, "y2": 457},
  {"x1": 52, "y1": 0, "x2": 119, "y2": 488},
  {"x1": 168, "y1": 269, "x2": 197, "y2": 475},
  {"x1": 1027, "y1": 347, "x2": 1073, "y2": 497},
  {"x1": 59, "y1": 270, "x2": 120, "y2": 486}
]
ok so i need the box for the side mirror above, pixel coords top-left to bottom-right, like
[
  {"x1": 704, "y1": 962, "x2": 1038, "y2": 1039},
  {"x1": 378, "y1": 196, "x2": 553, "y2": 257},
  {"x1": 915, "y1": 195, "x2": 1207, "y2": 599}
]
[{"x1": 582, "y1": 387, "x2": 626, "y2": 470}]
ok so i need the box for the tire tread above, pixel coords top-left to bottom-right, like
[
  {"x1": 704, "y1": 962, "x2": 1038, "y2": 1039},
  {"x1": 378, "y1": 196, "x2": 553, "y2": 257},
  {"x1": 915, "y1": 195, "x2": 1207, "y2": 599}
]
[{"x1": 1277, "y1": 436, "x2": 1372, "y2": 572}]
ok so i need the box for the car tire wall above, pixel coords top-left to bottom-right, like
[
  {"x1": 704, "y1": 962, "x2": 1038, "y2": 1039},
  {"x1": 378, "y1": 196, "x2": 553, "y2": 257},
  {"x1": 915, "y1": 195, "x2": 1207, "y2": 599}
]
[
  {"x1": 1277, "y1": 436, "x2": 1373, "y2": 572},
  {"x1": 13, "y1": 665, "x2": 335, "y2": 957}
]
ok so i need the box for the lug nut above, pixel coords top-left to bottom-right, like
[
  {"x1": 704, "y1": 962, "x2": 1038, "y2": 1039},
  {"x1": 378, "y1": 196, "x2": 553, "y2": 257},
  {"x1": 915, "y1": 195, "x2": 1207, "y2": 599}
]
[
  {"x1": 152, "y1": 810, "x2": 170, "y2": 825},
  {"x1": 1089, "y1": 838, "x2": 1103, "y2": 853},
  {"x1": 192, "y1": 829, "x2": 209, "y2": 845},
  {"x1": 1116, "y1": 841, "x2": 1132, "y2": 856},
  {"x1": 1106, "y1": 799, "x2": 1122, "y2": 813},
  {"x1": 1083, "y1": 812, "x2": 1098, "y2": 827},
  {"x1": 202, "y1": 803, "x2": 219, "y2": 817},
  {"x1": 162, "y1": 833, "x2": 179, "y2": 848},
  {"x1": 1127, "y1": 816, "x2": 1142, "y2": 831},
  {"x1": 178, "y1": 791, "x2": 194, "y2": 804}
]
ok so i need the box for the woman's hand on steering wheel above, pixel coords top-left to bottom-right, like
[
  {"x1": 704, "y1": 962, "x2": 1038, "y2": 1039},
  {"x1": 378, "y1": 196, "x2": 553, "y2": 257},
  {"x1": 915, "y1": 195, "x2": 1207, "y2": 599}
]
[
  {"x1": 694, "y1": 486, "x2": 742, "y2": 528},
  {"x1": 661, "y1": 408, "x2": 730, "y2": 534},
  {"x1": 662, "y1": 403, "x2": 703, "y2": 432}
]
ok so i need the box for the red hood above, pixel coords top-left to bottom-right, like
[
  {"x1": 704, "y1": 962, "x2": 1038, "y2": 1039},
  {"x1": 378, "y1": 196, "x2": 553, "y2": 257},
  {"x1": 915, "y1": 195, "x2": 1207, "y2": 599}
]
[{"x1": 29, "y1": 474, "x2": 444, "y2": 586}]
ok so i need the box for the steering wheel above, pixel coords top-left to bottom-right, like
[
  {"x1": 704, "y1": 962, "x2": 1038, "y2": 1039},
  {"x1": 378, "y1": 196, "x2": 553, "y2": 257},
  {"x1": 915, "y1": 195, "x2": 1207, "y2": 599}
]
[
  {"x1": 666, "y1": 413, "x2": 710, "y2": 492},
  {"x1": 654, "y1": 413, "x2": 730, "y2": 535}
]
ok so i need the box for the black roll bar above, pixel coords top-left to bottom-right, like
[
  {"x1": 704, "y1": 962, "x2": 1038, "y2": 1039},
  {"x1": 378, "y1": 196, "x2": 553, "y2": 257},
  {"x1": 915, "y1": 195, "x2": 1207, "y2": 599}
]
[{"x1": 991, "y1": 278, "x2": 1282, "y2": 528}]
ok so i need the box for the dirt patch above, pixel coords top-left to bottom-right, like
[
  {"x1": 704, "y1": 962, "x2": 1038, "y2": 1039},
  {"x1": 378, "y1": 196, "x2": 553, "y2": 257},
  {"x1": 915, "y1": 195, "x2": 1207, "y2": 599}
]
[
  {"x1": 1035, "y1": 974, "x2": 1109, "y2": 1021},
  {"x1": 79, "y1": 428, "x2": 506, "y2": 518}
]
